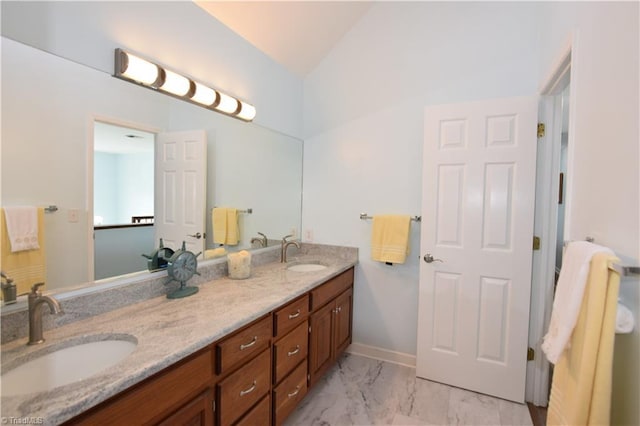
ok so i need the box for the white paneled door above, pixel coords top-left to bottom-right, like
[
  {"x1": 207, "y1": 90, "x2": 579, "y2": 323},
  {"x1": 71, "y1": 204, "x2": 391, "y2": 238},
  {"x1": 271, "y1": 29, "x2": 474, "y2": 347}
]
[
  {"x1": 155, "y1": 130, "x2": 207, "y2": 255},
  {"x1": 416, "y1": 97, "x2": 538, "y2": 402}
]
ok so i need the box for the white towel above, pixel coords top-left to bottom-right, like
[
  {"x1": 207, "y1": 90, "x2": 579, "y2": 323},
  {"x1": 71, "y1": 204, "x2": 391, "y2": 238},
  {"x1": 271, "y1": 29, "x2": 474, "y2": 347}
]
[
  {"x1": 542, "y1": 241, "x2": 615, "y2": 364},
  {"x1": 3, "y1": 206, "x2": 40, "y2": 252}
]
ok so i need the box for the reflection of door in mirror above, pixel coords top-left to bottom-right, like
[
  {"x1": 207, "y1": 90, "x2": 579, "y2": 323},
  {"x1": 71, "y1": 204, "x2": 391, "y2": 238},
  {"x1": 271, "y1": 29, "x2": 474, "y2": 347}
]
[
  {"x1": 93, "y1": 121, "x2": 156, "y2": 280},
  {"x1": 155, "y1": 130, "x2": 207, "y2": 257}
]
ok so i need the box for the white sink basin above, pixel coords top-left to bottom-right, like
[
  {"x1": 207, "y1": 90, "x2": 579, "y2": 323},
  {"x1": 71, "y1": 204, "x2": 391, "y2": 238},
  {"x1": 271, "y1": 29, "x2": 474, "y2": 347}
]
[
  {"x1": 2, "y1": 337, "x2": 137, "y2": 397},
  {"x1": 287, "y1": 263, "x2": 328, "y2": 272}
]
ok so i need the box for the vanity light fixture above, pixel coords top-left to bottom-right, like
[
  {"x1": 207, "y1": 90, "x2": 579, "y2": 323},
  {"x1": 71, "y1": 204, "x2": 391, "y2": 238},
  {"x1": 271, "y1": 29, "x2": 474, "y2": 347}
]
[{"x1": 114, "y1": 48, "x2": 256, "y2": 122}]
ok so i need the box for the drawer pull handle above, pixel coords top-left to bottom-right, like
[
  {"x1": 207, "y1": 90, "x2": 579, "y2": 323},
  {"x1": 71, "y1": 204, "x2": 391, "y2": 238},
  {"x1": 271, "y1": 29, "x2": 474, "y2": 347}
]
[
  {"x1": 240, "y1": 336, "x2": 258, "y2": 350},
  {"x1": 287, "y1": 345, "x2": 301, "y2": 357},
  {"x1": 288, "y1": 309, "x2": 301, "y2": 319},
  {"x1": 239, "y1": 380, "x2": 257, "y2": 396},
  {"x1": 287, "y1": 386, "x2": 301, "y2": 398}
]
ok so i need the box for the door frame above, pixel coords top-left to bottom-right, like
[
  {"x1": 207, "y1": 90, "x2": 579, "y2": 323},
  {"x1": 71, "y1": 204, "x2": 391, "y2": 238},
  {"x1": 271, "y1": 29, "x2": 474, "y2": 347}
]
[
  {"x1": 526, "y1": 32, "x2": 578, "y2": 406},
  {"x1": 87, "y1": 114, "x2": 162, "y2": 282}
]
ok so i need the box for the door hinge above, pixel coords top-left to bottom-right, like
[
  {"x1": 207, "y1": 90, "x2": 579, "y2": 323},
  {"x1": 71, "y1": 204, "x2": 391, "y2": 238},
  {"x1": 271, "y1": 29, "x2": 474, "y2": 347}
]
[
  {"x1": 533, "y1": 236, "x2": 541, "y2": 251},
  {"x1": 527, "y1": 347, "x2": 535, "y2": 361},
  {"x1": 537, "y1": 123, "x2": 545, "y2": 138}
]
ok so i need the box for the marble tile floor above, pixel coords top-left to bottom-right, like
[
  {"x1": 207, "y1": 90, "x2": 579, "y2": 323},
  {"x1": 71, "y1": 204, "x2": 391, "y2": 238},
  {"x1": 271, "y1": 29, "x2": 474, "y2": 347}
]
[{"x1": 285, "y1": 353, "x2": 533, "y2": 426}]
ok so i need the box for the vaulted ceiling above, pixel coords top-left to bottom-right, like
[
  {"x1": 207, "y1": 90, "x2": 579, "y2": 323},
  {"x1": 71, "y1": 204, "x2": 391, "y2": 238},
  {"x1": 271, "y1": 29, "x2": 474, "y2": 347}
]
[{"x1": 195, "y1": 1, "x2": 372, "y2": 77}]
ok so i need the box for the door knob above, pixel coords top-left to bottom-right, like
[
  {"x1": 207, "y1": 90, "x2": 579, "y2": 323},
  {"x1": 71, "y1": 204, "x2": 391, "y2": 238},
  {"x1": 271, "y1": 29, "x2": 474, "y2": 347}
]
[
  {"x1": 187, "y1": 232, "x2": 202, "y2": 239},
  {"x1": 423, "y1": 253, "x2": 443, "y2": 264}
]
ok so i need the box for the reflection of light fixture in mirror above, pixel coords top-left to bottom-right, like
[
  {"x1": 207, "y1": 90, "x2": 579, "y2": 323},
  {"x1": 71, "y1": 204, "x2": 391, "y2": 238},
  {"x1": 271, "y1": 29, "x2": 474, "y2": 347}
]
[{"x1": 114, "y1": 48, "x2": 256, "y2": 122}]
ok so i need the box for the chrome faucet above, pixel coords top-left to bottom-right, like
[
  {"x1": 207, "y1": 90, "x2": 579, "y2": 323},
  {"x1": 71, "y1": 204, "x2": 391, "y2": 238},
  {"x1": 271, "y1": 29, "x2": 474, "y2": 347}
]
[
  {"x1": 28, "y1": 283, "x2": 63, "y2": 345},
  {"x1": 281, "y1": 235, "x2": 300, "y2": 263},
  {"x1": 250, "y1": 232, "x2": 268, "y2": 247},
  {"x1": 1, "y1": 271, "x2": 17, "y2": 304}
]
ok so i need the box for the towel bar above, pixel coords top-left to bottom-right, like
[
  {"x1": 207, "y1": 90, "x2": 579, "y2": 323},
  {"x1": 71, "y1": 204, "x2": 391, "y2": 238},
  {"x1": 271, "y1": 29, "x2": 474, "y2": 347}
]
[
  {"x1": 359, "y1": 213, "x2": 421, "y2": 222},
  {"x1": 609, "y1": 263, "x2": 640, "y2": 277},
  {"x1": 212, "y1": 207, "x2": 252, "y2": 214}
]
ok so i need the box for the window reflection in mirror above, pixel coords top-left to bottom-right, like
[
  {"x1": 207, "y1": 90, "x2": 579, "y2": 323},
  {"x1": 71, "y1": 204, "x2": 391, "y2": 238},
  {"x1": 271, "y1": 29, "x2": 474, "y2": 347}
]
[{"x1": 93, "y1": 122, "x2": 155, "y2": 280}]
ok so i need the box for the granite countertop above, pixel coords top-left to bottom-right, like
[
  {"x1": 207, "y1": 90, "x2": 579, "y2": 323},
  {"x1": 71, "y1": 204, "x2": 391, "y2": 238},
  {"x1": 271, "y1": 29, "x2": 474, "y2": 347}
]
[{"x1": 1, "y1": 251, "x2": 357, "y2": 425}]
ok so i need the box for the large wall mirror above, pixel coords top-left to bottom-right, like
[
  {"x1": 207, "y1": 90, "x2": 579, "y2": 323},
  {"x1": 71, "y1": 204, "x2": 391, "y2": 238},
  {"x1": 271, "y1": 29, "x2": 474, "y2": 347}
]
[{"x1": 1, "y1": 37, "x2": 303, "y2": 299}]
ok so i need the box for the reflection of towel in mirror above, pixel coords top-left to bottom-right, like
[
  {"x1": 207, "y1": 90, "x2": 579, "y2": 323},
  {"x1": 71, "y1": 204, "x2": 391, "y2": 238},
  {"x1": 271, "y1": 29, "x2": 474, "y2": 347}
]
[
  {"x1": 1, "y1": 208, "x2": 46, "y2": 297},
  {"x1": 4, "y1": 206, "x2": 39, "y2": 252},
  {"x1": 370, "y1": 215, "x2": 411, "y2": 264},
  {"x1": 212, "y1": 208, "x2": 239, "y2": 245},
  {"x1": 204, "y1": 247, "x2": 227, "y2": 259}
]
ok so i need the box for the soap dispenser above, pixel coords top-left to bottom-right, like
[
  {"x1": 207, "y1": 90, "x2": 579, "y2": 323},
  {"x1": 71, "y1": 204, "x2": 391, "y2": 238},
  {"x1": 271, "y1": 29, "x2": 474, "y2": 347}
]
[{"x1": 1, "y1": 271, "x2": 17, "y2": 304}]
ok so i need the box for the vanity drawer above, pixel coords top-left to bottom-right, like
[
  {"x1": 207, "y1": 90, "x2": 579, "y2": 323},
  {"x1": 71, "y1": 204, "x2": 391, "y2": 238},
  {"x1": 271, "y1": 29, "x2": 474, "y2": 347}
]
[
  {"x1": 310, "y1": 268, "x2": 354, "y2": 311},
  {"x1": 217, "y1": 315, "x2": 272, "y2": 375},
  {"x1": 217, "y1": 348, "x2": 271, "y2": 426},
  {"x1": 273, "y1": 320, "x2": 308, "y2": 384},
  {"x1": 235, "y1": 393, "x2": 271, "y2": 426},
  {"x1": 274, "y1": 294, "x2": 309, "y2": 338},
  {"x1": 273, "y1": 361, "x2": 308, "y2": 426}
]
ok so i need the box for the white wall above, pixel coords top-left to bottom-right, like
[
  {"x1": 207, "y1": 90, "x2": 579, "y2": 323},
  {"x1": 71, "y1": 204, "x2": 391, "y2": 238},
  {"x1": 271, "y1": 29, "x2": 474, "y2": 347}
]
[
  {"x1": 94, "y1": 152, "x2": 154, "y2": 225},
  {"x1": 0, "y1": 1, "x2": 303, "y2": 139},
  {"x1": 538, "y1": 3, "x2": 639, "y2": 424},
  {"x1": 302, "y1": 2, "x2": 540, "y2": 355}
]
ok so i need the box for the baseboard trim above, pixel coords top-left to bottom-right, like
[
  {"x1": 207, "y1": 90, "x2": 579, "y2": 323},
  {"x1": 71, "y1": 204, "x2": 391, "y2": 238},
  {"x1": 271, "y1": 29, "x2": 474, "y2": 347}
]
[{"x1": 345, "y1": 342, "x2": 416, "y2": 368}]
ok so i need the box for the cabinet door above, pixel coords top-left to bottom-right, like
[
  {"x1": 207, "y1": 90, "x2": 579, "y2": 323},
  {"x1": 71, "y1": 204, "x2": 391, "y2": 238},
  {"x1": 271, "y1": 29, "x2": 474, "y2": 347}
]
[
  {"x1": 157, "y1": 388, "x2": 214, "y2": 426},
  {"x1": 308, "y1": 302, "x2": 335, "y2": 386},
  {"x1": 334, "y1": 288, "x2": 353, "y2": 356}
]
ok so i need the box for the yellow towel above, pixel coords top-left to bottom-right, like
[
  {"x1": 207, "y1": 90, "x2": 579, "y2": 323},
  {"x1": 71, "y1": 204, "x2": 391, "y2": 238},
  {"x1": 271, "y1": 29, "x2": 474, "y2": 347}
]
[
  {"x1": 0, "y1": 207, "x2": 47, "y2": 297},
  {"x1": 212, "y1": 207, "x2": 239, "y2": 245},
  {"x1": 370, "y1": 215, "x2": 411, "y2": 264},
  {"x1": 547, "y1": 252, "x2": 620, "y2": 426},
  {"x1": 204, "y1": 247, "x2": 227, "y2": 259}
]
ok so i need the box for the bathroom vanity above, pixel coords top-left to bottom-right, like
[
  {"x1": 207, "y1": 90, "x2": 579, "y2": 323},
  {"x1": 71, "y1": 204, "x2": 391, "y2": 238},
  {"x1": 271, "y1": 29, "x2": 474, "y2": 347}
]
[{"x1": 0, "y1": 245, "x2": 357, "y2": 426}]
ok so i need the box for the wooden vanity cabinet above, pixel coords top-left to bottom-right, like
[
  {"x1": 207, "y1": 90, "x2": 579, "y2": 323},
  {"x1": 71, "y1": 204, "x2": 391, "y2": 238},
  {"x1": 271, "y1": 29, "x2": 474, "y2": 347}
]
[
  {"x1": 67, "y1": 347, "x2": 215, "y2": 426},
  {"x1": 65, "y1": 267, "x2": 354, "y2": 426},
  {"x1": 157, "y1": 388, "x2": 214, "y2": 426},
  {"x1": 308, "y1": 269, "x2": 354, "y2": 388}
]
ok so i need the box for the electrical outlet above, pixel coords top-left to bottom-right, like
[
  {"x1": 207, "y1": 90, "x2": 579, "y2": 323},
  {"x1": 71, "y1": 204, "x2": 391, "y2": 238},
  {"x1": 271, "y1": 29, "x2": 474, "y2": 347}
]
[
  {"x1": 68, "y1": 209, "x2": 79, "y2": 223},
  {"x1": 304, "y1": 229, "x2": 314, "y2": 242}
]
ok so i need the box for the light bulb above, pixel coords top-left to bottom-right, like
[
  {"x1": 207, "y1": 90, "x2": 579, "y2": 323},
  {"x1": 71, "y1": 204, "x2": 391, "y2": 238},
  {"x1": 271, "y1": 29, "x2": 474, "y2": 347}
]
[
  {"x1": 236, "y1": 102, "x2": 256, "y2": 121},
  {"x1": 191, "y1": 83, "x2": 217, "y2": 106},
  {"x1": 215, "y1": 92, "x2": 239, "y2": 114},
  {"x1": 161, "y1": 70, "x2": 191, "y2": 96},
  {"x1": 121, "y1": 52, "x2": 159, "y2": 85}
]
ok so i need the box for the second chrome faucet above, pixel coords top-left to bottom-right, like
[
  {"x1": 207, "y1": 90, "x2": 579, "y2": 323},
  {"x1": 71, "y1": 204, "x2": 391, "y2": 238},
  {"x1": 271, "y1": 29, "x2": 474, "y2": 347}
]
[{"x1": 280, "y1": 235, "x2": 300, "y2": 263}]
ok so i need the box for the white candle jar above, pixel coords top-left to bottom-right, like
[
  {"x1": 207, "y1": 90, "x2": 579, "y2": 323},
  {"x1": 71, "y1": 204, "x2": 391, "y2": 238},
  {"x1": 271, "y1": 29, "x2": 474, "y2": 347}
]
[{"x1": 227, "y1": 250, "x2": 252, "y2": 279}]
